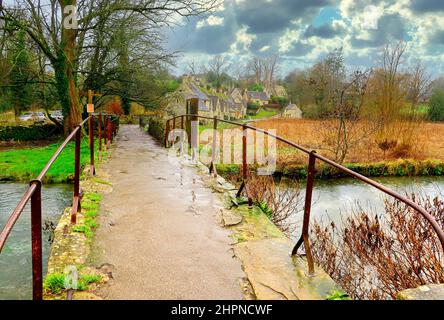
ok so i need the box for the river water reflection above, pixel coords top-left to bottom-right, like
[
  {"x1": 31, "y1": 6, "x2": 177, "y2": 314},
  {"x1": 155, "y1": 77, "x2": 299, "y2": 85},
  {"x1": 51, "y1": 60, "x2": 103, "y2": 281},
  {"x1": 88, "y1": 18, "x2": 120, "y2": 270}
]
[
  {"x1": 281, "y1": 176, "x2": 444, "y2": 238},
  {"x1": 0, "y1": 183, "x2": 72, "y2": 300}
]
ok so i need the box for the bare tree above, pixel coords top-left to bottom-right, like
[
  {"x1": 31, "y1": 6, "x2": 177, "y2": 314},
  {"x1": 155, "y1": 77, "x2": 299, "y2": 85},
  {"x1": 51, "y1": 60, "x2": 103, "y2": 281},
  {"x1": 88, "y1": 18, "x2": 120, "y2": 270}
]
[
  {"x1": 246, "y1": 55, "x2": 280, "y2": 92},
  {"x1": 407, "y1": 62, "x2": 431, "y2": 110},
  {"x1": 247, "y1": 57, "x2": 263, "y2": 84},
  {"x1": 187, "y1": 59, "x2": 198, "y2": 76},
  {"x1": 319, "y1": 69, "x2": 377, "y2": 163},
  {"x1": 0, "y1": 0, "x2": 220, "y2": 133},
  {"x1": 206, "y1": 55, "x2": 230, "y2": 91},
  {"x1": 263, "y1": 54, "x2": 279, "y2": 92},
  {"x1": 369, "y1": 41, "x2": 425, "y2": 157},
  {"x1": 371, "y1": 42, "x2": 407, "y2": 143}
]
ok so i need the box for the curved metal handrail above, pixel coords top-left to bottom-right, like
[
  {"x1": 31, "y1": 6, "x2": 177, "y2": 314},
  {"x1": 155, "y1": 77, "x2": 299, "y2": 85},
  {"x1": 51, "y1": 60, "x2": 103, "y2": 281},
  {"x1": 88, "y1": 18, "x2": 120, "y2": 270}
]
[
  {"x1": 165, "y1": 114, "x2": 444, "y2": 258},
  {"x1": 0, "y1": 123, "x2": 85, "y2": 252},
  {"x1": 0, "y1": 113, "x2": 120, "y2": 299}
]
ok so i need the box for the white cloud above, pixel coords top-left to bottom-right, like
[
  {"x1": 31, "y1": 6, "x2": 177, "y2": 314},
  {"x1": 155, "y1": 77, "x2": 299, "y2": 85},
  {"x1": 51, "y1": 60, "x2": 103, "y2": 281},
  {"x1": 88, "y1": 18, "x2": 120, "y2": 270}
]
[
  {"x1": 169, "y1": 0, "x2": 444, "y2": 76},
  {"x1": 229, "y1": 26, "x2": 256, "y2": 54},
  {"x1": 196, "y1": 15, "x2": 225, "y2": 29}
]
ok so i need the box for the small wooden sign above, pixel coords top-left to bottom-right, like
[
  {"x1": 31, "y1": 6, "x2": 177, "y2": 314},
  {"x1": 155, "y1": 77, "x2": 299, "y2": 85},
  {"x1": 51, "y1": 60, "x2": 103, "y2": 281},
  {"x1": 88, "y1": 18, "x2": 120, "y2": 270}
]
[{"x1": 87, "y1": 103, "x2": 94, "y2": 113}]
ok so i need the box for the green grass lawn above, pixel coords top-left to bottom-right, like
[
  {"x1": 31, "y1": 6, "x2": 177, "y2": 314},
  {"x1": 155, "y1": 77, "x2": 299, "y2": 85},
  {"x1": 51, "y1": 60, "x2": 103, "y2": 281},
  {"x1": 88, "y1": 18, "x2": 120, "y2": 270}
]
[
  {"x1": 198, "y1": 121, "x2": 237, "y2": 133},
  {"x1": 247, "y1": 109, "x2": 280, "y2": 120},
  {"x1": 0, "y1": 139, "x2": 103, "y2": 183}
]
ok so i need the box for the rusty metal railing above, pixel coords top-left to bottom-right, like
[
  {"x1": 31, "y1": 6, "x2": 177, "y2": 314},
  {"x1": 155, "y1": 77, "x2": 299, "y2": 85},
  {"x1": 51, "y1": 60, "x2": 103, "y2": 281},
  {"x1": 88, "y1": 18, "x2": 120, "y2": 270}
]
[
  {"x1": 164, "y1": 114, "x2": 444, "y2": 276},
  {"x1": 0, "y1": 113, "x2": 119, "y2": 300}
]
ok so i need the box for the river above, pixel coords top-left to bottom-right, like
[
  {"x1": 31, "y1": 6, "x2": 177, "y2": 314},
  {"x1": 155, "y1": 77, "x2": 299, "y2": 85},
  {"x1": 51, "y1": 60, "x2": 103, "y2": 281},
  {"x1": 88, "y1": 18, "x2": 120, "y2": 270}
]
[
  {"x1": 0, "y1": 183, "x2": 72, "y2": 300},
  {"x1": 281, "y1": 176, "x2": 444, "y2": 238},
  {"x1": 1, "y1": 177, "x2": 443, "y2": 299}
]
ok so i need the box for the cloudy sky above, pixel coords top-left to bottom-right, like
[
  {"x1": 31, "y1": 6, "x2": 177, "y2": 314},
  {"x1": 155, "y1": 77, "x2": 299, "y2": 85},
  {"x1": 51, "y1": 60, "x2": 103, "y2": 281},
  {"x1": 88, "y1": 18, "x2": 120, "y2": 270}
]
[{"x1": 165, "y1": 0, "x2": 444, "y2": 78}]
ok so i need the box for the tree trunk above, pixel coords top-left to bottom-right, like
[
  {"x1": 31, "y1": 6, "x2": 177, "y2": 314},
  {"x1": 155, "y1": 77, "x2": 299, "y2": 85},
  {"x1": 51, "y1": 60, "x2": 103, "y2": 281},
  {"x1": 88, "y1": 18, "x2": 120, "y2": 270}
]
[{"x1": 58, "y1": 0, "x2": 81, "y2": 135}]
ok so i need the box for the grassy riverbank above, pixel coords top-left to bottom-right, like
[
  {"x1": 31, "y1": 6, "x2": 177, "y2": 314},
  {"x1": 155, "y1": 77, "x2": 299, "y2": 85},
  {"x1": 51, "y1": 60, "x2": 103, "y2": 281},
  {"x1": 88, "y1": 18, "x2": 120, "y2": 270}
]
[
  {"x1": 216, "y1": 158, "x2": 444, "y2": 180},
  {"x1": 0, "y1": 140, "x2": 102, "y2": 183}
]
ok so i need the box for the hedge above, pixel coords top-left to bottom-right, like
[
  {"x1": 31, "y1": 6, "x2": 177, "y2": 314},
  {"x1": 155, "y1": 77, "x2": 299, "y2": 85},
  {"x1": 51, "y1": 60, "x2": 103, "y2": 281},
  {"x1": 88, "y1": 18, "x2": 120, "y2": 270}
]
[
  {"x1": 147, "y1": 117, "x2": 166, "y2": 143},
  {"x1": 0, "y1": 124, "x2": 62, "y2": 141},
  {"x1": 215, "y1": 159, "x2": 444, "y2": 180}
]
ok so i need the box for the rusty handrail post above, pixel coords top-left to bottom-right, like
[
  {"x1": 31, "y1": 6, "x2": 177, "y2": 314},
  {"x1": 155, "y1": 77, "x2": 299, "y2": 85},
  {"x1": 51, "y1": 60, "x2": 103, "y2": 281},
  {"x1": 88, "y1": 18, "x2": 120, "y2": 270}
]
[
  {"x1": 210, "y1": 116, "x2": 218, "y2": 177},
  {"x1": 98, "y1": 113, "x2": 102, "y2": 161},
  {"x1": 106, "y1": 116, "x2": 112, "y2": 149},
  {"x1": 236, "y1": 125, "x2": 253, "y2": 208},
  {"x1": 172, "y1": 116, "x2": 176, "y2": 146},
  {"x1": 165, "y1": 119, "x2": 170, "y2": 148},
  {"x1": 109, "y1": 116, "x2": 116, "y2": 143},
  {"x1": 30, "y1": 180, "x2": 43, "y2": 300},
  {"x1": 103, "y1": 116, "x2": 108, "y2": 151},
  {"x1": 71, "y1": 126, "x2": 81, "y2": 224},
  {"x1": 292, "y1": 151, "x2": 316, "y2": 276},
  {"x1": 89, "y1": 114, "x2": 95, "y2": 176}
]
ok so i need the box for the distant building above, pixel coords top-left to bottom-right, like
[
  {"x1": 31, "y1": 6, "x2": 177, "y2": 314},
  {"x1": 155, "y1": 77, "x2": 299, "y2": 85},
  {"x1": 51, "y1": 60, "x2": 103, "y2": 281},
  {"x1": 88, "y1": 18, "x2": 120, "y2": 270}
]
[
  {"x1": 165, "y1": 77, "x2": 247, "y2": 121},
  {"x1": 245, "y1": 91, "x2": 270, "y2": 106},
  {"x1": 282, "y1": 103, "x2": 302, "y2": 119}
]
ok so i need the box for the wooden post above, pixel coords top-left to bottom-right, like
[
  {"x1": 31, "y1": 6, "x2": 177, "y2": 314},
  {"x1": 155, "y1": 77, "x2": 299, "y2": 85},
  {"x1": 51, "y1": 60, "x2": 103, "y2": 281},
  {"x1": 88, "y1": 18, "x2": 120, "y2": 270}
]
[
  {"x1": 187, "y1": 98, "x2": 199, "y2": 161},
  {"x1": 180, "y1": 115, "x2": 184, "y2": 155},
  {"x1": 210, "y1": 116, "x2": 218, "y2": 177},
  {"x1": 89, "y1": 115, "x2": 95, "y2": 176},
  {"x1": 87, "y1": 90, "x2": 95, "y2": 176},
  {"x1": 243, "y1": 125, "x2": 252, "y2": 208}
]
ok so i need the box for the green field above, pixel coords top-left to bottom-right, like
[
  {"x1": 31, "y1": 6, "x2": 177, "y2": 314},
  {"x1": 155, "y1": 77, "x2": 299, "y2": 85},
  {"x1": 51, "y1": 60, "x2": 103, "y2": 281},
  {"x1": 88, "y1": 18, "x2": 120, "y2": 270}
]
[
  {"x1": 198, "y1": 121, "x2": 237, "y2": 133},
  {"x1": 247, "y1": 109, "x2": 280, "y2": 119},
  {"x1": 0, "y1": 139, "x2": 102, "y2": 183}
]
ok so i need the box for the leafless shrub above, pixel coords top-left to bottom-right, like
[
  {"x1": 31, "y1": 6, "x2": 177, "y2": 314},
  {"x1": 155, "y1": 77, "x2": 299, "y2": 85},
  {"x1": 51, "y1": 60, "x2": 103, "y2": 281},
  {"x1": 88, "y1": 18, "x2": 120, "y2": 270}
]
[
  {"x1": 246, "y1": 175, "x2": 303, "y2": 235},
  {"x1": 310, "y1": 195, "x2": 444, "y2": 300}
]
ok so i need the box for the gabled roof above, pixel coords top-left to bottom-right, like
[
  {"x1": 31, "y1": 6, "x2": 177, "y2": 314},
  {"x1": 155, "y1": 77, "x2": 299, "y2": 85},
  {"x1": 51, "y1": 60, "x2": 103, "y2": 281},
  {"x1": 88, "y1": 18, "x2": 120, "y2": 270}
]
[
  {"x1": 285, "y1": 103, "x2": 301, "y2": 111},
  {"x1": 246, "y1": 91, "x2": 269, "y2": 101},
  {"x1": 230, "y1": 88, "x2": 242, "y2": 96},
  {"x1": 190, "y1": 84, "x2": 208, "y2": 100}
]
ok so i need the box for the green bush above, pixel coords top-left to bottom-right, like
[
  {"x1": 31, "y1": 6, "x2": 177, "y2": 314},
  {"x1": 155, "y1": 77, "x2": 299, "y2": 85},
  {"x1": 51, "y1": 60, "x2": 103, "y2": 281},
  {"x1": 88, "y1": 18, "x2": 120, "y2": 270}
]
[
  {"x1": 248, "y1": 83, "x2": 264, "y2": 92},
  {"x1": 247, "y1": 102, "x2": 260, "y2": 114},
  {"x1": 428, "y1": 89, "x2": 444, "y2": 121},
  {"x1": 270, "y1": 95, "x2": 288, "y2": 107},
  {"x1": 148, "y1": 117, "x2": 166, "y2": 142}
]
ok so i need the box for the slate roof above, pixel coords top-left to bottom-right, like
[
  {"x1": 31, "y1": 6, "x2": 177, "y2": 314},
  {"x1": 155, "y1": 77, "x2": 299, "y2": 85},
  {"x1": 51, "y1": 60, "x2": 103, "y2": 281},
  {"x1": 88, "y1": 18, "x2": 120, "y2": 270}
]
[
  {"x1": 246, "y1": 91, "x2": 269, "y2": 101},
  {"x1": 286, "y1": 103, "x2": 299, "y2": 110},
  {"x1": 189, "y1": 84, "x2": 210, "y2": 111}
]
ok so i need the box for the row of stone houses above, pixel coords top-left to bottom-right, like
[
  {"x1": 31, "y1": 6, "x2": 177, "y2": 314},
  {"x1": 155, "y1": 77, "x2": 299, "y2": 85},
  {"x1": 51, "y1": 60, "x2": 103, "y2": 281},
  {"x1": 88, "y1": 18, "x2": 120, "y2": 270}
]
[
  {"x1": 165, "y1": 78, "x2": 254, "y2": 121},
  {"x1": 165, "y1": 76, "x2": 302, "y2": 120}
]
